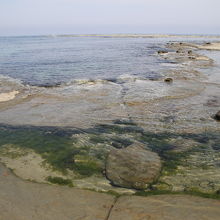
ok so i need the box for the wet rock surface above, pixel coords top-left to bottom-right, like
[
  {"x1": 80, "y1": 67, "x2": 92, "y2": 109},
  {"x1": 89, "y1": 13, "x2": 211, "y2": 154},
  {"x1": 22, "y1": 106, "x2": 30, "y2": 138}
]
[
  {"x1": 105, "y1": 143, "x2": 161, "y2": 189},
  {"x1": 155, "y1": 146, "x2": 220, "y2": 193}
]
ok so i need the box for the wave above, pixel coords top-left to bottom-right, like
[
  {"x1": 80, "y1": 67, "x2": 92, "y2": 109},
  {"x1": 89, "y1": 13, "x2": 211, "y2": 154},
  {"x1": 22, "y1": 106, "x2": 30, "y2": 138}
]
[
  {"x1": 0, "y1": 74, "x2": 22, "y2": 84},
  {"x1": 27, "y1": 75, "x2": 147, "y2": 89},
  {"x1": 0, "y1": 71, "x2": 162, "y2": 93},
  {"x1": 0, "y1": 74, "x2": 26, "y2": 91}
]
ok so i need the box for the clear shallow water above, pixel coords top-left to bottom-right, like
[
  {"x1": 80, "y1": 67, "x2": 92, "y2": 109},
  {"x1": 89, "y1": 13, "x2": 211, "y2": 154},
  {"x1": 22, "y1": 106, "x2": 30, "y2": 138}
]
[{"x1": 0, "y1": 36, "x2": 177, "y2": 86}]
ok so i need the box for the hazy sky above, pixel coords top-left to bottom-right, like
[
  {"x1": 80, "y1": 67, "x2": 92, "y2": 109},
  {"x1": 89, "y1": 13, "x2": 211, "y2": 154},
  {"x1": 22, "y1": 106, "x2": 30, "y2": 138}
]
[{"x1": 0, "y1": 0, "x2": 220, "y2": 36}]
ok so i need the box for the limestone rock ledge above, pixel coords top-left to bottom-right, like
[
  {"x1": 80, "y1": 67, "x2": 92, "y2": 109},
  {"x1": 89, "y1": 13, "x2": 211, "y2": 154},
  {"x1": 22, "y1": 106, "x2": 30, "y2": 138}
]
[
  {"x1": 1, "y1": 164, "x2": 220, "y2": 220},
  {"x1": 108, "y1": 195, "x2": 220, "y2": 220},
  {"x1": 0, "y1": 164, "x2": 114, "y2": 220}
]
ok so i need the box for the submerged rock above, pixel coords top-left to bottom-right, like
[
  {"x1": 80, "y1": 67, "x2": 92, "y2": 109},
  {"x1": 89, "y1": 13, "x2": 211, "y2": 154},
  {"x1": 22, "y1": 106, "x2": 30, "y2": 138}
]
[{"x1": 105, "y1": 144, "x2": 161, "y2": 189}]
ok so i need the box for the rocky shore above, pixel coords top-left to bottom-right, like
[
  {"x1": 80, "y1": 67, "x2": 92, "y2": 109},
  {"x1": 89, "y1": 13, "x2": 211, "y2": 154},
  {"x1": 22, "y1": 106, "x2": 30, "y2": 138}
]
[
  {"x1": 1, "y1": 163, "x2": 220, "y2": 220},
  {"x1": 0, "y1": 38, "x2": 220, "y2": 219}
]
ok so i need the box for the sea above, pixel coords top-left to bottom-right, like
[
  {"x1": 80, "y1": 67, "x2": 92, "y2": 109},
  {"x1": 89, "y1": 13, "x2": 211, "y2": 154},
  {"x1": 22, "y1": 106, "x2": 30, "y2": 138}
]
[{"x1": 0, "y1": 35, "x2": 217, "y2": 86}]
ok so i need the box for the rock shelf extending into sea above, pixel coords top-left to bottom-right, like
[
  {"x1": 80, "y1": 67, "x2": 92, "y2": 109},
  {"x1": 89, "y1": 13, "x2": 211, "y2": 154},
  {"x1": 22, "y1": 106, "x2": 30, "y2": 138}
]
[{"x1": 0, "y1": 37, "x2": 220, "y2": 219}]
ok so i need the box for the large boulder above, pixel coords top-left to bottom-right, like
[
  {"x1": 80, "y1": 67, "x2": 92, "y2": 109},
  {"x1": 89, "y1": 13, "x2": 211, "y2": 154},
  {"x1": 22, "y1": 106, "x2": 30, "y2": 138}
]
[{"x1": 105, "y1": 144, "x2": 161, "y2": 189}]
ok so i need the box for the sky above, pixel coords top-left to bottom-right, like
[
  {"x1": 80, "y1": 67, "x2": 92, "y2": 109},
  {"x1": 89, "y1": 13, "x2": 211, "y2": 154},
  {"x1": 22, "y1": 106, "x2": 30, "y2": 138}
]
[{"x1": 0, "y1": 0, "x2": 220, "y2": 36}]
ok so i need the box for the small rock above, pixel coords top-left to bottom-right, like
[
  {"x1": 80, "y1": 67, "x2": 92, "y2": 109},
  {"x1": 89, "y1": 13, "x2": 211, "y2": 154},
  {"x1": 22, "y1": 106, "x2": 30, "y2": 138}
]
[
  {"x1": 189, "y1": 56, "x2": 196, "y2": 60},
  {"x1": 214, "y1": 111, "x2": 220, "y2": 121},
  {"x1": 105, "y1": 144, "x2": 161, "y2": 190},
  {"x1": 157, "y1": 50, "x2": 168, "y2": 54},
  {"x1": 164, "y1": 78, "x2": 173, "y2": 83}
]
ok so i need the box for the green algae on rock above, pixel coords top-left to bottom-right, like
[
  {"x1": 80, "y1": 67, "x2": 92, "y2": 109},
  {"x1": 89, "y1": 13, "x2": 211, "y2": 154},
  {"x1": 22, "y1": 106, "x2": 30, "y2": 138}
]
[{"x1": 0, "y1": 123, "x2": 220, "y2": 195}]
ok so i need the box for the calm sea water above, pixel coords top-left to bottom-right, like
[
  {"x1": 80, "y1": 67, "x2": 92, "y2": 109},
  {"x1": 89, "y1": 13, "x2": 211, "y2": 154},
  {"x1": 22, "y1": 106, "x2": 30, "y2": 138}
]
[{"x1": 0, "y1": 36, "x2": 215, "y2": 86}]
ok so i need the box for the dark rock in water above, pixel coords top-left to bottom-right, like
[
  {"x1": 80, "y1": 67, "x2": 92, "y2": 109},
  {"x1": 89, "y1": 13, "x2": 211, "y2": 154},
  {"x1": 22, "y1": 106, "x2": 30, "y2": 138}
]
[
  {"x1": 157, "y1": 50, "x2": 168, "y2": 54},
  {"x1": 206, "y1": 42, "x2": 211, "y2": 45},
  {"x1": 188, "y1": 50, "x2": 193, "y2": 55},
  {"x1": 189, "y1": 56, "x2": 196, "y2": 60},
  {"x1": 37, "y1": 83, "x2": 61, "y2": 88},
  {"x1": 214, "y1": 111, "x2": 220, "y2": 121},
  {"x1": 105, "y1": 143, "x2": 161, "y2": 190},
  {"x1": 164, "y1": 78, "x2": 173, "y2": 83}
]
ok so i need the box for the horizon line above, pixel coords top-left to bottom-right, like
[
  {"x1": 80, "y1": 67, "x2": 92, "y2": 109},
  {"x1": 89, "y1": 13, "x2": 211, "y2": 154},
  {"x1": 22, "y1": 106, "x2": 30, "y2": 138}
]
[{"x1": 1, "y1": 33, "x2": 220, "y2": 38}]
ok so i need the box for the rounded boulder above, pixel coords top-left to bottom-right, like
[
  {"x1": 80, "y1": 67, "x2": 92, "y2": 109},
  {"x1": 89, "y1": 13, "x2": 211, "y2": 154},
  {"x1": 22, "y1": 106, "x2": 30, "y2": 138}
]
[{"x1": 105, "y1": 144, "x2": 161, "y2": 190}]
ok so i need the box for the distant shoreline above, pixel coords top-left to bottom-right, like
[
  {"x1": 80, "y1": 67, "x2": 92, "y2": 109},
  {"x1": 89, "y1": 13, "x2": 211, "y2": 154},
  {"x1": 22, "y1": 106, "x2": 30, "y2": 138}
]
[
  {"x1": 1, "y1": 34, "x2": 220, "y2": 38},
  {"x1": 57, "y1": 34, "x2": 220, "y2": 38}
]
